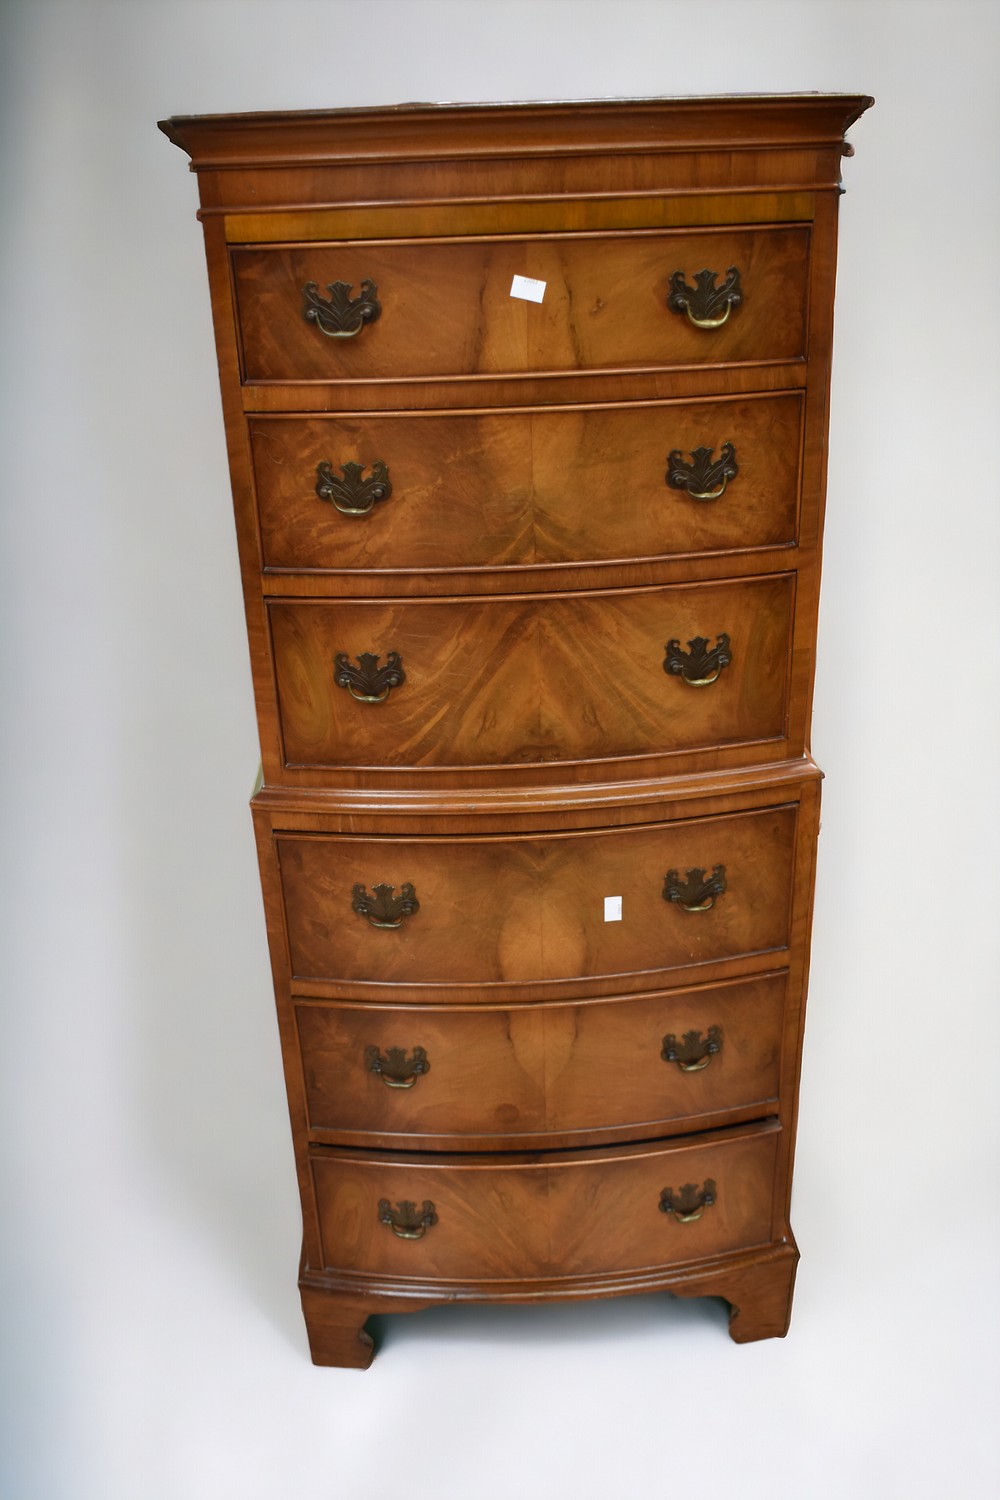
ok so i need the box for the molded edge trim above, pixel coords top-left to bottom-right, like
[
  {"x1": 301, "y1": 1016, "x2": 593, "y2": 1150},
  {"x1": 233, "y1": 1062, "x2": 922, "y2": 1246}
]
[{"x1": 159, "y1": 95, "x2": 874, "y2": 170}]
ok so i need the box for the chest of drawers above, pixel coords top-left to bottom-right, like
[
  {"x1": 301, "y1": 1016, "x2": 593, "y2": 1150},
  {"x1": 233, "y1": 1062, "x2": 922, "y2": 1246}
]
[{"x1": 161, "y1": 94, "x2": 871, "y2": 1366}]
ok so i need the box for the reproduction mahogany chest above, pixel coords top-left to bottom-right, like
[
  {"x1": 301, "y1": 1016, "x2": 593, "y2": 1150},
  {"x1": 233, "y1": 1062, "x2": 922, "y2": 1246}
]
[{"x1": 161, "y1": 94, "x2": 871, "y2": 1366}]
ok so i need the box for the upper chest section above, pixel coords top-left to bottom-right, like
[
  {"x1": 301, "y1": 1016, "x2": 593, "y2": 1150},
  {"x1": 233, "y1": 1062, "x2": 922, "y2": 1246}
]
[{"x1": 161, "y1": 96, "x2": 870, "y2": 412}]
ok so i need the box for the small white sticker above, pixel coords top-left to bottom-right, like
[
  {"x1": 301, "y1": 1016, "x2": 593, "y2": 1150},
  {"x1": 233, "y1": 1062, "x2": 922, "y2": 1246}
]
[
  {"x1": 604, "y1": 896, "x2": 622, "y2": 923},
  {"x1": 510, "y1": 274, "x2": 546, "y2": 304}
]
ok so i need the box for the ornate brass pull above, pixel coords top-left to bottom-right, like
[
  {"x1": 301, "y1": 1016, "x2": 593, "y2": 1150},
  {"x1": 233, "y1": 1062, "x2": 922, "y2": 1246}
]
[
  {"x1": 664, "y1": 633, "x2": 732, "y2": 686},
  {"x1": 378, "y1": 1199, "x2": 437, "y2": 1240},
  {"x1": 334, "y1": 651, "x2": 405, "y2": 703},
  {"x1": 666, "y1": 443, "x2": 738, "y2": 501},
  {"x1": 659, "y1": 1180, "x2": 716, "y2": 1224},
  {"x1": 661, "y1": 1026, "x2": 723, "y2": 1072},
  {"x1": 667, "y1": 267, "x2": 742, "y2": 329},
  {"x1": 663, "y1": 865, "x2": 727, "y2": 912},
  {"x1": 316, "y1": 460, "x2": 392, "y2": 517},
  {"x1": 352, "y1": 882, "x2": 420, "y2": 929},
  {"x1": 365, "y1": 1044, "x2": 430, "y2": 1089},
  {"x1": 302, "y1": 278, "x2": 381, "y2": 338}
]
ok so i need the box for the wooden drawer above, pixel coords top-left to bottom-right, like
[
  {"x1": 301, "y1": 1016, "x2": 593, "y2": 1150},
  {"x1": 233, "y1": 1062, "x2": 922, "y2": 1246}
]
[
  {"x1": 310, "y1": 1120, "x2": 780, "y2": 1280},
  {"x1": 232, "y1": 227, "x2": 810, "y2": 382},
  {"x1": 296, "y1": 971, "x2": 787, "y2": 1148},
  {"x1": 277, "y1": 804, "x2": 797, "y2": 990},
  {"x1": 250, "y1": 393, "x2": 804, "y2": 574},
  {"x1": 268, "y1": 574, "x2": 794, "y2": 771}
]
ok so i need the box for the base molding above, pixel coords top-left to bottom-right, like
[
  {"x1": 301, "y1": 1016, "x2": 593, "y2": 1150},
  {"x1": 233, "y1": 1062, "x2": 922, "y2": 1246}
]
[
  {"x1": 666, "y1": 1240, "x2": 799, "y2": 1342},
  {"x1": 298, "y1": 1239, "x2": 799, "y2": 1367}
]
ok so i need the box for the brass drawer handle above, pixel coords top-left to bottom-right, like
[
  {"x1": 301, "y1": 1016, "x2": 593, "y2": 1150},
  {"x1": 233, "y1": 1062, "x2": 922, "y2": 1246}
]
[
  {"x1": 365, "y1": 1044, "x2": 430, "y2": 1088},
  {"x1": 667, "y1": 267, "x2": 742, "y2": 330},
  {"x1": 316, "y1": 460, "x2": 392, "y2": 516},
  {"x1": 352, "y1": 882, "x2": 420, "y2": 929},
  {"x1": 378, "y1": 1199, "x2": 437, "y2": 1240},
  {"x1": 666, "y1": 443, "x2": 738, "y2": 501},
  {"x1": 302, "y1": 278, "x2": 381, "y2": 338},
  {"x1": 334, "y1": 650, "x2": 405, "y2": 703},
  {"x1": 659, "y1": 1180, "x2": 716, "y2": 1224},
  {"x1": 664, "y1": 633, "x2": 731, "y2": 687},
  {"x1": 663, "y1": 865, "x2": 727, "y2": 912},
  {"x1": 661, "y1": 1026, "x2": 723, "y2": 1072}
]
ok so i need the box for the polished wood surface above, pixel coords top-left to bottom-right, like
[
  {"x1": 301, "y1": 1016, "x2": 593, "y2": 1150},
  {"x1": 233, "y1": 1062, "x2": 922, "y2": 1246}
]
[
  {"x1": 162, "y1": 94, "x2": 870, "y2": 1361},
  {"x1": 268, "y1": 576, "x2": 794, "y2": 770},
  {"x1": 250, "y1": 393, "x2": 804, "y2": 575},
  {"x1": 296, "y1": 970, "x2": 787, "y2": 1148},
  {"x1": 277, "y1": 805, "x2": 797, "y2": 989},
  {"x1": 159, "y1": 95, "x2": 872, "y2": 174},
  {"x1": 240, "y1": 360, "x2": 812, "y2": 417},
  {"x1": 310, "y1": 1121, "x2": 780, "y2": 1280},
  {"x1": 233, "y1": 228, "x2": 809, "y2": 384},
  {"x1": 298, "y1": 1239, "x2": 799, "y2": 1365},
  {"x1": 229, "y1": 192, "x2": 817, "y2": 245}
]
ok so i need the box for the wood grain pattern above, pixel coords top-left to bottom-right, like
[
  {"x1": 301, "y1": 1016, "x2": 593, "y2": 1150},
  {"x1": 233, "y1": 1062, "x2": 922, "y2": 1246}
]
[
  {"x1": 160, "y1": 96, "x2": 872, "y2": 174},
  {"x1": 668, "y1": 1240, "x2": 798, "y2": 1340},
  {"x1": 240, "y1": 362, "x2": 811, "y2": 418},
  {"x1": 295, "y1": 970, "x2": 787, "y2": 1148},
  {"x1": 277, "y1": 804, "x2": 797, "y2": 988},
  {"x1": 296, "y1": 1239, "x2": 799, "y2": 1363},
  {"x1": 297, "y1": 1283, "x2": 378, "y2": 1369},
  {"x1": 252, "y1": 758, "x2": 821, "y2": 833},
  {"x1": 250, "y1": 392, "x2": 804, "y2": 574},
  {"x1": 310, "y1": 1121, "x2": 780, "y2": 1280},
  {"x1": 268, "y1": 575, "x2": 794, "y2": 770},
  {"x1": 232, "y1": 228, "x2": 810, "y2": 383},
  {"x1": 204, "y1": 153, "x2": 837, "y2": 215},
  {"x1": 160, "y1": 95, "x2": 870, "y2": 1360},
  {"x1": 227, "y1": 192, "x2": 817, "y2": 244}
]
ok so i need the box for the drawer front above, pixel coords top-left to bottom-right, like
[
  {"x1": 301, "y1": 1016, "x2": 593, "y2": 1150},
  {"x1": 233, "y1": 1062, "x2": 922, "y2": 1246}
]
[
  {"x1": 296, "y1": 971, "x2": 786, "y2": 1144},
  {"x1": 232, "y1": 227, "x2": 810, "y2": 382},
  {"x1": 278, "y1": 804, "x2": 797, "y2": 988},
  {"x1": 310, "y1": 1122, "x2": 780, "y2": 1279},
  {"x1": 250, "y1": 394, "x2": 803, "y2": 573},
  {"x1": 268, "y1": 575, "x2": 794, "y2": 770}
]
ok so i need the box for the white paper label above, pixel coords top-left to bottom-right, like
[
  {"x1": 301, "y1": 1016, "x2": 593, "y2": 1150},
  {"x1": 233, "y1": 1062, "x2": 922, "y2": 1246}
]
[
  {"x1": 604, "y1": 896, "x2": 622, "y2": 923},
  {"x1": 510, "y1": 274, "x2": 546, "y2": 304}
]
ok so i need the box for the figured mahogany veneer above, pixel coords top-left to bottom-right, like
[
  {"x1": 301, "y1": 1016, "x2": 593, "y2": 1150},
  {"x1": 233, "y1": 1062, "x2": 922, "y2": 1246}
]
[
  {"x1": 161, "y1": 93, "x2": 870, "y2": 1365},
  {"x1": 276, "y1": 804, "x2": 799, "y2": 990},
  {"x1": 232, "y1": 228, "x2": 809, "y2": 384},
  {"x1": 295, "y1": 970, "x2": 788, "y2": 1149},
  {"x1": 249, "y1": 392, "x2": 804, "y2": 575},
  {"x1": 311, "y1": 1121, "x2": 780, "y2": 1281},
  {"x1": 268, "y1": 575, "x2": 794, "y2": 771}
]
